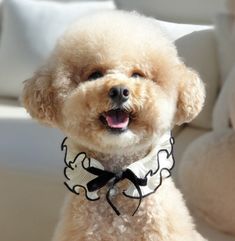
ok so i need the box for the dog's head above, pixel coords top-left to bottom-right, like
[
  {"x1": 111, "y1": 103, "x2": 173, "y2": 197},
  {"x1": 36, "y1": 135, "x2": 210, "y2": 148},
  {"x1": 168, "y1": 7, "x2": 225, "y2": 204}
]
[{"x1": 22, "y1": 11, "x2": 205, "y2": 154}]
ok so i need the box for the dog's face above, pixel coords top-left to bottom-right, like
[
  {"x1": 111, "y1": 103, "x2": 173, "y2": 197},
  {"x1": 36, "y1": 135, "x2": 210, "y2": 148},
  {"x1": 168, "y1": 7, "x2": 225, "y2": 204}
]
[{"x1": 22, "y1": 11, "x2": 205, "y2": 154}]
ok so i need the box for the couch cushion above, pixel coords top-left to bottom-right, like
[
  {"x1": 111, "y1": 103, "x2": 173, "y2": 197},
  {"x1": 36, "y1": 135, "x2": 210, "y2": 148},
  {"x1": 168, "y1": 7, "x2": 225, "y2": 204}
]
[
  {"x1": 0, "y1": 0, "x2": 115, "y2": 98},
  {"x1": 156, "y1": 19, "x2": 212, "y2": 41},
  {"x1": 0, "y1": 98, "x2": 64, "y2": 172},
  {"x1": 215, "y1": 14, "x2": 235, "y2": 84},
  {"x1": 175, "y1": 29, "x2": 220, "y2": 130},
  {"x1": 0, "y1": 167, "x2": 65, "y2": 241},
  {"x1": 196, "y1": 218, "x2": 235, "y2": 241},
  {"x1": 212, "y1": 65, "x2": 235, "y2": 130},
  {"x1": 173, "y1": 126, "x2": 207, "y2": 182},
  {"x1": 0, "y1": 98, "x2": 29, "y2": 119}
]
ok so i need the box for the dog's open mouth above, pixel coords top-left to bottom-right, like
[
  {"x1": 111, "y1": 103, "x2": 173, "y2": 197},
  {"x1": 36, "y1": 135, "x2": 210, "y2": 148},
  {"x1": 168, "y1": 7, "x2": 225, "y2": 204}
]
[{"x1": 100, "y1": 109, "x2": 130, "y2": 133}]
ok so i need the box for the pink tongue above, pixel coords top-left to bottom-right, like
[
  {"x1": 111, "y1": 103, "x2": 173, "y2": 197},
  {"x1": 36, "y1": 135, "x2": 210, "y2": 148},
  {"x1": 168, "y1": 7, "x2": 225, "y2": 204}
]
[{"x1": 105, "y1": 111, "x2": 129, "y2": 129}]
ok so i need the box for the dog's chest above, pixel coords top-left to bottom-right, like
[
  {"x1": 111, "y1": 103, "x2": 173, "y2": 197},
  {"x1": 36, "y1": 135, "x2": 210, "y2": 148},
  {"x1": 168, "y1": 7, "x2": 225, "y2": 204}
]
[{"x1": 69, "y1": 185, "x2": 166, "y2": 241}]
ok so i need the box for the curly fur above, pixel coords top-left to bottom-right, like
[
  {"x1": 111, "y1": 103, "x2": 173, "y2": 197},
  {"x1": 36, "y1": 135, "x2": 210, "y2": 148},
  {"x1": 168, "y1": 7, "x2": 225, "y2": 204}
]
[{"x1": 22, "y1": 10, "x2": 206, "y2": 241}]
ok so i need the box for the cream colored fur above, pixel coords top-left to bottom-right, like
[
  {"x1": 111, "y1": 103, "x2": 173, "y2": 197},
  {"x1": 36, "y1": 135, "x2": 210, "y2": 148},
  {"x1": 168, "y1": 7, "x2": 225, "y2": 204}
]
[{"x1": 22, "y1": 10, "x2": 206, "y2": 241}]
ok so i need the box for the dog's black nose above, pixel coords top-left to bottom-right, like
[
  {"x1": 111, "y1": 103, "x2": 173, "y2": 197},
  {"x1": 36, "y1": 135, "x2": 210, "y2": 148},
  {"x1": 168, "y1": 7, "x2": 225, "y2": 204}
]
[{"x1": 108, "y1": 86, "x2": 129, "y2": 104}]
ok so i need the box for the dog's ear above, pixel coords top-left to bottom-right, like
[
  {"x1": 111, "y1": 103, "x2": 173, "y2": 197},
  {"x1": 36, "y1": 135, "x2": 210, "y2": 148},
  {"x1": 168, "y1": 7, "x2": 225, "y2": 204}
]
[
  {"x1": 22, "y1": 67, "x2": 58, "y2": 126},
  {"x1": 174, "y1": 64, "x2": 205, "y2": 125}
]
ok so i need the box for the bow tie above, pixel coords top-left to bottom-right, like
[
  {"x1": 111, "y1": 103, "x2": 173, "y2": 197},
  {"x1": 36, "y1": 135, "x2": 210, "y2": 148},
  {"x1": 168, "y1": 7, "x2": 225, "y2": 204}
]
[{"x1": 86, "y1": 167, "x2": 147, "y2": 216}]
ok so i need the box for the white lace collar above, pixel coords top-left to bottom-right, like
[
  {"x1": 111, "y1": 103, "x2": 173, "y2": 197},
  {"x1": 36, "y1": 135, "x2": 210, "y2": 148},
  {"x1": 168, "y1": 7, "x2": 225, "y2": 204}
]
[{"x1": 62, "y1": 131, "x2": 175, "y2": 215}]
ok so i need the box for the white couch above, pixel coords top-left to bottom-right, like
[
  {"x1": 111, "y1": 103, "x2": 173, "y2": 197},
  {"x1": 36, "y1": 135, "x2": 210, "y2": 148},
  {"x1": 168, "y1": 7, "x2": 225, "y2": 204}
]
[{"x1": 0, "y1": 0, "x2": 235, "y2": 241}]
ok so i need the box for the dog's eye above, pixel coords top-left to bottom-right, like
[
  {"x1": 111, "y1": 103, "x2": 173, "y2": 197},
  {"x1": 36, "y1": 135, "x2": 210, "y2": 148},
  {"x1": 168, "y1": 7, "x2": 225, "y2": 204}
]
[
  {"x1": 131, "y1": 72, "x2": 144, "y2": 78},
  {"x1": 88, "y1": 71, "x2": 103, "y2": 80}
]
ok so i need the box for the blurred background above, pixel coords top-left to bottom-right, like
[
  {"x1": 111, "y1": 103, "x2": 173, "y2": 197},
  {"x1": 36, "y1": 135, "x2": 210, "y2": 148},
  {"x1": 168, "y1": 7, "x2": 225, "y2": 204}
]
[{"x1": 0, "y1": 0, "x2": 235, "y2": 241}]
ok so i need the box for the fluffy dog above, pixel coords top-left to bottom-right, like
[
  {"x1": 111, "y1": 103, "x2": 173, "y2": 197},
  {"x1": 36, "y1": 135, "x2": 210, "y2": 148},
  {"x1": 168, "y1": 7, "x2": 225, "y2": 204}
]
[{"x1": 22, "y1": 10, "x2": 206, "y2": 241}]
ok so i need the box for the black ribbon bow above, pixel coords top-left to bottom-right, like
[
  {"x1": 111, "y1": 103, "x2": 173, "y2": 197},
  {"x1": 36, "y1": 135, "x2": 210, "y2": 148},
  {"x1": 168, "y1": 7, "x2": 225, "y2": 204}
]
[{"x1": 86, "y1": 167, "x2": 147, "y2": 216}]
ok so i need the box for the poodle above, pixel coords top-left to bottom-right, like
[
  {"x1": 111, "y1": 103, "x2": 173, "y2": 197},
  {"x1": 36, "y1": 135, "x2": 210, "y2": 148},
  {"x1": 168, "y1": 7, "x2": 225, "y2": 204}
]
[{"x1": 22, "y1": 10, "x2": 207, "y2": 241}]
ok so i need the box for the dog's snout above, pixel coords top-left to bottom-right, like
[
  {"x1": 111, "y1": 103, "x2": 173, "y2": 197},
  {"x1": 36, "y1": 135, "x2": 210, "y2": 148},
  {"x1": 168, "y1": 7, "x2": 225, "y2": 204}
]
[{"x1": 108, "y1": 86, "x2": 129, "y2": 104}]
